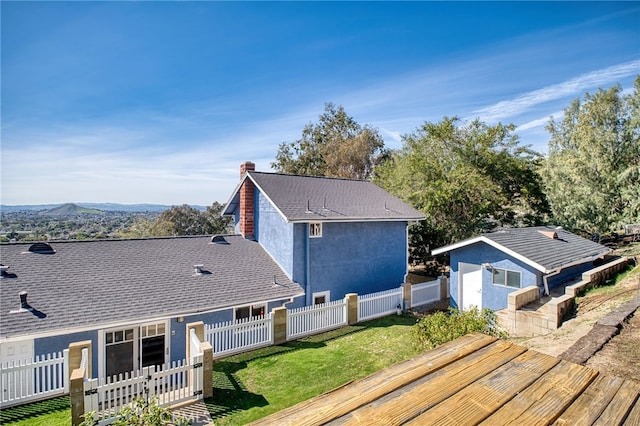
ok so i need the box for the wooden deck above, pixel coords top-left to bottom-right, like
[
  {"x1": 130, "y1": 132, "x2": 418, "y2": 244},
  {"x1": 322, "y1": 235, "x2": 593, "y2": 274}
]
[{"x1": 249, "y1": 333, "x2": 640, "y2": 425}]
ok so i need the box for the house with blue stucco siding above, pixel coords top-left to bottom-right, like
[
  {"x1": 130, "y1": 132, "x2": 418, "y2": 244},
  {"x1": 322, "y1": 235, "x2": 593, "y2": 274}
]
[
  {"x1": 431, "y1": 226, "x2": 611, "y2": 311},
  {"x1": 222, "y1": 161, "x2": 425, "y2": 305},
  {"x1": 0, "y1": 162, "x2": 423, "y2": 380}
]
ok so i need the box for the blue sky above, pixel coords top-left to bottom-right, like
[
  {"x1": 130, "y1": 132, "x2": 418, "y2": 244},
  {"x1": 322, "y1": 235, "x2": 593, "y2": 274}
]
[{"x1": 2, "y1": 2, "x2": 639, "y2": 206}]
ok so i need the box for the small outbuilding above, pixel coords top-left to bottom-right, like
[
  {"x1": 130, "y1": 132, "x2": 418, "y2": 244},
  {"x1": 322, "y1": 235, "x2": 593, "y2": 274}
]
[{"x1": 431, "y1": 226, "x2": 611, "y2": 311}]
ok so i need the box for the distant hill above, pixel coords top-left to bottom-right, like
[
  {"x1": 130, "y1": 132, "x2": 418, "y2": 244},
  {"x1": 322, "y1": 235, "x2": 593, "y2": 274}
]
[
  {"x1": 40, "y1": 203, "x2": 103, "y2": 216},
  {"x1": 0, "y1": 203, "x2": 207, "y2": 214}
]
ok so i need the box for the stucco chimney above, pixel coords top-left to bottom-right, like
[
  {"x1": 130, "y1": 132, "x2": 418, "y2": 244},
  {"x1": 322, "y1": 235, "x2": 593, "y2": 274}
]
[{"x1": 239, "y1": 162, "x2": 256, "y2": 238}]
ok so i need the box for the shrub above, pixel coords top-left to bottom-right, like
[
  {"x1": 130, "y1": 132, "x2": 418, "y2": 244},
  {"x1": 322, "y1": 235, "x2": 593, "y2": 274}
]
[
  {"x1": 412, "y1": 307, "x2": 507, "y2": 350},
  {"x1": 81, "y1": 396, "x2": 188, "y2": 426}
]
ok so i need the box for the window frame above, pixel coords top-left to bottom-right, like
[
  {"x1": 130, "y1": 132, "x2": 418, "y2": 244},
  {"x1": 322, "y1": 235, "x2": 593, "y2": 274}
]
[
  {"x1": 491, "y1": 267, "x2": 522, "y2": 289},
  {"x1": 312, "y1": 291, "x2": 330, "y2": 305},
  {"x1": 234, "y1": 304, "x2": 266, "y2": 320},
  {"x1": 309, "y1": 222, "x2": 323, "y2": 238}
]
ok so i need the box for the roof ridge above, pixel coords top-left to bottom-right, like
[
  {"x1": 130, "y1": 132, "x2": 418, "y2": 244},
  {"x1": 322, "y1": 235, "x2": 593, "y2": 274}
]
[{"x1": 248, "y1": 170, "x2": 370, "y2": 183}]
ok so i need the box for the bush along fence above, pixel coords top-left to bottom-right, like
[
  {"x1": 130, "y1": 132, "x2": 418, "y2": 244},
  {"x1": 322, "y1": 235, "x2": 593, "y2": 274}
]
[{"x1": 1, "y1": 277, "x2": 447, "y2": 425}]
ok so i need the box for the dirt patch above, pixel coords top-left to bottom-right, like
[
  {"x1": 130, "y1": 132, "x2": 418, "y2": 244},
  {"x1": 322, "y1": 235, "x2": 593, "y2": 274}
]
[
  {"x1": 586, "y1": 311, "x2": 640, "y2": 382},
  {"x1": 512, "y1": 264, "x2": 640, "y2": 364}
]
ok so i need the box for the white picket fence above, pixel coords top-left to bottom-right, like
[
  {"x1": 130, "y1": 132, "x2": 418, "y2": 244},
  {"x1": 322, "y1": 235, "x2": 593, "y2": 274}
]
[
  {"x1": 358, "y1": 287, "x2": 403, "y2": 322},
  {"x1": 287, "y1": 299, "x2": 347, "y2": 340},
  {"x1": 0, "y1": 349, "x2": 69, "y2": 408},
  {"x1": 83, "y1": 354, "x2": 204, "y2": 424},
  {"x1": 205, "y1": 315, "x2": 273, "y2": 359},
  {"x1": 410, "y1": 279, "x2": 441, "y2": 308}
]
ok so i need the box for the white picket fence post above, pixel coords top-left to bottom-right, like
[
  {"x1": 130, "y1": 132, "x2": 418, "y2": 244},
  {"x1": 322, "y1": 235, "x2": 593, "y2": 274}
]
[
  {"x1": 286, "y1": 299, "x2": 347, "y2": 340},
  {"x1": 205, "y1": 315, "x2": 273, "y2": 358},
  {"x1": 0, "y1": 350, "x2": 68, "y2": 408},
  {"x1": 410, "y1": 278, "x2": 441, "y2": 308},
  {"x1": 82, "y1": 354, "x2": 204, "y2": 424},
  {"x1": 357, "y1": 287, "x2": 404, "y2": 322}
]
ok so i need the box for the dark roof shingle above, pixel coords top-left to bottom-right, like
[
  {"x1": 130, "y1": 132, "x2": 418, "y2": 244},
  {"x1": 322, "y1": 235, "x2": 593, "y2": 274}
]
[
  {"x1": 0, "y1": 236, "x2": 303, "y2": 339},
  {"x1": 224, "y1": 171, "x2": 425, "y2": 222},
  {"x1": 432, "y1": 226, "x2": 611, "y2": 272}
]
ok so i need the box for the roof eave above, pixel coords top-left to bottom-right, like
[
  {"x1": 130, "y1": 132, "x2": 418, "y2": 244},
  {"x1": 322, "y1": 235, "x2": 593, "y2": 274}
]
[
  {"x1": 431, "y1": 236, "x2": 548, "y2": 272},
  {"x1": 544, "y1": 247, "x2": 613, "y2": 274},
  {"x1": 288, "y1": 216, "x2": 425, "y2": 223}
]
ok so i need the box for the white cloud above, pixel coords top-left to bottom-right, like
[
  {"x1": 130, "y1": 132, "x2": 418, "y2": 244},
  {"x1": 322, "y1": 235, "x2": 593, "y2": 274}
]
[
  {"x1": 516, "y1": 110, "x2": 565, "y2": 132},
  {"x1": 472, "y1": 60, "x2": 640, "y2": 123}
]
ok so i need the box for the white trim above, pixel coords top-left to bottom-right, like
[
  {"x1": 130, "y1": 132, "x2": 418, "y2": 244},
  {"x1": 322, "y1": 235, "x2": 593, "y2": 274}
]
[
  {"x1": 309, "y1": 222, "x2": 322, "y2": 238},
  {"x1": 432, "y1": 236, "x2": 547, "y2": 273},
  {"x1": 312, "y1": 291, "x2": 330, "y2": 305},
  {"x1": 288, "y1": 217, "x2": 425, "y2": 224},
  {"x1": 99, "y1": 320, "x2": 169, "y2": 379},
  {"x1": 0, "y1": 293, "x2": 305, "y2": 344},
  {"x1": 233, "y1": 302, "x2": 267, "y2": 321},
  {"x1": 490, "y1": 267, "x2": 522, "y2": 289}
]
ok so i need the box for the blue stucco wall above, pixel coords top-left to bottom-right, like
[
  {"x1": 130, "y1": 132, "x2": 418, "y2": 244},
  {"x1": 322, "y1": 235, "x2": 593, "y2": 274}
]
[
  {"x1": 306, "y1": 221, "x2": 408, "y2": 301},
  {"x1": 255, "y1": 190, "x2": 295, "y2": 277},
  {"x1": 546, "y1": 261, "x2": 595, "y2": 290},
  {"x1": 34, "y1": 331, "x2": 99, "y2": 378},
  {"x1": 449, "y1": 242, "x2": 541, "y2": 311},
  {"x1": 292, "y1": 223, "x2": 307, "y2": 286}
]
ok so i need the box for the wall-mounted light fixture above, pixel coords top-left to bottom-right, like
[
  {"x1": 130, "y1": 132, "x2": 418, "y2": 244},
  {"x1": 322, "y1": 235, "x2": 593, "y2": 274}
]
[{"x1": 481, "y1": 263, "x2": 493, "y2": 270}]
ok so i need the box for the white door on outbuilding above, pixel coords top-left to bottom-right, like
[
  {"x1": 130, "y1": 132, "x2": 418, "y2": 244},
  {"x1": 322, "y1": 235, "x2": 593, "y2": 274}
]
[{"x1": 459, "y1": 263, "x2": 483, "y2": 311}]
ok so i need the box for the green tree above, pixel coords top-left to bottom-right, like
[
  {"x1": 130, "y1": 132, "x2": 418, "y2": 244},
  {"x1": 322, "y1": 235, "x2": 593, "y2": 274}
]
[
  {"x1": 375, "y1": 117, "x2": 549, "y2": 265},
  {"x1": 272, "y1": 103, "x2": 388, "y2": 179},
  {"x1": 541, "y1": 77, "x2": 640, "y2": 235},
  {"x1": 119, "y1": 203, "x2": 231, "y2": 237},
  {"x1": 154, "y1": 203, "x2": 232, "y2": 236},
  {"x1": 204, "y1": 201, "x2": 233, "y2": 234}
]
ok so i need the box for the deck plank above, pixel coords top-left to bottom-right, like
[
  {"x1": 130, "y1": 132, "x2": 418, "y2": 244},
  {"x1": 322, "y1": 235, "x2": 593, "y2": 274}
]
[
  {"x1": 623, "y1": 392, "x2": 640, "y2": 426},
  {"x1": 480, "y1": 360, "x2": 598, "y2": 425},
  {"x1": 247, "y1": 333, "x2": 496, "y2": 426},
  {"x1": 330, "y1": 340, "x2": 526, "y2": 425},
  {"x1": 405, "y1": 348, "x2": 560, "y2": 425},
  {"x1": 594, "y1": 379, "x2": 640, "y2": 426},
  {"x1": 553, "y1": 374, "x2": 625, "y2": 425}
]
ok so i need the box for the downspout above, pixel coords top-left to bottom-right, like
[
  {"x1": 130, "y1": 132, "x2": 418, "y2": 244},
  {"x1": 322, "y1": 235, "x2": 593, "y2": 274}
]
[
  {"x1": 403, "y1": 223, "x2": 410, "y2": 283},
  {"x1": 305, "y1": 223, "x2": 311, "y2": 306}
]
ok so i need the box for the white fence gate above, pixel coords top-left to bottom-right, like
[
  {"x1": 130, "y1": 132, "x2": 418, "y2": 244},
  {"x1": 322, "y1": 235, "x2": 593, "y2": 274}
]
[
  {"x1": 83, "y1": 354, "x2": 204, "y2": 424},
  {"x1": 287, "y1": 299, "x2": 347, "y2": 340},
  {"x1": 410, "y1": 278, "x2": 441, "y2": 308},
  {"x1": 0, "y1": 350, "x2": 69, "y2": 408},
  {"x1": 358, "y1": 287, "x2": 403, "y2": 322},
  {"x1": 205, "y1": 315, "x2": 273, "y2": 359}
]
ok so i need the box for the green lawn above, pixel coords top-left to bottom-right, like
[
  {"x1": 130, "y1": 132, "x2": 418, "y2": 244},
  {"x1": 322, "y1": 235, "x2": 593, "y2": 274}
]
[
  {"x1": 1, "y1": 314, "x2": 421, "y2": 426},
  {"x1": 0, "y1": 396, "x2": 70, "y2": 426}
]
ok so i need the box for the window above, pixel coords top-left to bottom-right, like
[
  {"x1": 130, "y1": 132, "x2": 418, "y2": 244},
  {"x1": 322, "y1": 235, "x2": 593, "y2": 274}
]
[
  {"x1": 235, "y1": 304, "x2": 265, "y2": 320},
  {"x1": 492, "y1": 268, "x2": 521, "y2": 288},
  {"x1": 312, "y1": 291, "x2": 330, "y2": 305},
  {"x1": 309, "y1": 222, "x2": 322, "y2": 238}
]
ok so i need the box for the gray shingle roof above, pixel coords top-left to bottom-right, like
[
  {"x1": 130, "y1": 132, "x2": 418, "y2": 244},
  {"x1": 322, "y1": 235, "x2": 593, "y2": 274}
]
[
  {"x1": 224, "y1": 171, "x2": 425, "y2": 222},
  {"x1": 432, "y1": 226, "x2": 611, "y2": 272},
  {"x1": 0, "y1": 236, "x2": 303, "y2": 339}
]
